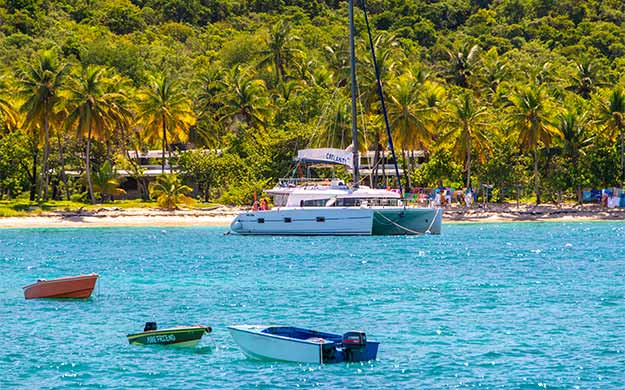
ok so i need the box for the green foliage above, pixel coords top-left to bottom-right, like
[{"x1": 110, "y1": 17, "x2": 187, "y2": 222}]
[
  {"x1": 103, "y1": 2, "x2": 146, "y2": 35},
  {"x1": 1, "y1": 0, "x2": 625, "y2": 207},
  {"x1": 149, "y1": 174, "x2": 194, "y2": 210},
  {"x1": 0, "y1": 130, "x2": 31, "y2": 198},
  {"x1": 178, "y1": 150, "x2": 219, "y2": 201},
  {"x1": 88, "y1": 160, "x2": 126, "y2": 201},
  {"x1": 138, "y1": 73, "x2": 194, "y2": 173},
  {"x1": 412, "y1": 149, "x2": 463, "y2": 188}
]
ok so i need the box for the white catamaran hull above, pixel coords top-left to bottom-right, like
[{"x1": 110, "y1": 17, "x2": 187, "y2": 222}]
[{"x1": 229, "y1": 207, "x2": 441, "y2": 236}]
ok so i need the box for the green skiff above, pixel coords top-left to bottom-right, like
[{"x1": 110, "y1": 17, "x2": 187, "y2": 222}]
[{"x1": 127, "y1": 323, "x2": 211, "y2": 347}]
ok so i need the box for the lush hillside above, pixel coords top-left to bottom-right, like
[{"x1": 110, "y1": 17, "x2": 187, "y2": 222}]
[{"x1": 1, "y1": 0, "x2": 625, "y2": 205}]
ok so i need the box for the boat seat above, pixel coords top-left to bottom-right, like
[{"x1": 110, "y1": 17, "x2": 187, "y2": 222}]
[{"x1": 306, "y1": 337, "x2": 329, "y2": 344}]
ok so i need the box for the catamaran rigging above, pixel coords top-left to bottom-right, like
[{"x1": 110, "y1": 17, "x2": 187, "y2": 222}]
[{"x1": 228, "y1": 0, "x2": 442, "y2": 236}]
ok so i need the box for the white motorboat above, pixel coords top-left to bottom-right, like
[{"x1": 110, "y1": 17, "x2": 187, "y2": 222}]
[{"x1": 228, "y1": 325, "x2": 379, "y2": 364}]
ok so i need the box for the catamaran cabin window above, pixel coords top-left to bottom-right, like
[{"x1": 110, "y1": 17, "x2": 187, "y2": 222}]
[
  {"x1": 302, "y1": 199, "x2": 330, "y2": 207},
  {"x1": 273, "y1": 194, "x2": 288, "y2": 207},
  {"x1": 369, "y1": 198, "x2": 400, "y2": 206},
  {"x1": 333, "y1": 198, "x2": 399, "y2": 207},
  {"x1": 335, "y1": 198, "x2": 361, "y2": 207}
]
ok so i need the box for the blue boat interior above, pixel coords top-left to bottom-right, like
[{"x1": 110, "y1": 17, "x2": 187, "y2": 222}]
[
  {"x1": 260, "y1": 326, "x2": 379, "y2": 363},
  {"x1": 261, "y1": 327, "x2": 342, "y2": 343}
]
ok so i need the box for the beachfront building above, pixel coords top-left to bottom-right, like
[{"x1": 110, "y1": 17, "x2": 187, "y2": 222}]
[
  {"x1": 65, "y1": 148, "x2": 216, "y2": 199},
  {"x1": 354, "y1": 150, "x2": 425, "y2": 188}
]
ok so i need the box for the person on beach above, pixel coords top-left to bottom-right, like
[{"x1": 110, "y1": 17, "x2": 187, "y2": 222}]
[
  {"x1": 252, "y1": 200, "x2": 260, "y2": 211},
  {"x1": 434, "y1": 189, "x2": 441, "y2": 206},
  {"x1": 260, "y1": 199, "x2": 268, "y2": 211},
  {"x1": 465, "y1": 188, "x2": 473, "y2": 207}
]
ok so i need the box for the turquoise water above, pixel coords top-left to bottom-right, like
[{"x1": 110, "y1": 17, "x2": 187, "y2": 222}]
[{"x1": 1, "y1": 223, "x2": 624, "y2": 389}]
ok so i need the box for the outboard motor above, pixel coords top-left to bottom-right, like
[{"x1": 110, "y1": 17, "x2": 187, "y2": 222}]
[
  {"x1": 341, "y1": 331, "x2": 367, "y2": 362},
  {"x1": 342, "y1": 331, "x2": 366, "y2": 349},
  {"x1": 144, "y1": 322, "x2": 157, "y2": 332}
]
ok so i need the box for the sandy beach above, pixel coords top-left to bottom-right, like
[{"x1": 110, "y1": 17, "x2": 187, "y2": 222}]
[
  {"x1": 0, "y1": 207, "x2": 239, "y2": 229},
  {"x1": 0, "y1": 204, "x2": 623, "y2": 229}
]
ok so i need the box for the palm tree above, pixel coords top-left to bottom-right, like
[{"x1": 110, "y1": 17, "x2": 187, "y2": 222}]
[
  {"x1": 51, "y1": 108, "x2": 71, "y2": 200},
  {"x1": 318, "y1": 94, "x2": 353, "y2": 150},
  {"x1": 323, "y1": 42, "x2": 350, "y2": 88},
  {"x1": 386, "y1": 75, "x2": 443, "y2": 186},
  {"x1": 441, "y1": 93, "x2": 491, "y2": 188},
  {"x1": 17, "y1": 51, "x2": 69, "y2": 201},
  {"x1": 387, "y1": 76, "x2": 443, "y2": 152},
  {"x1": 444, "y1": 43, "x2": 480, "y2": 88},
  {"x1": 597, "y1": 88, "x2": 625, "y2": 186},
  {"x1": 138, "y1": 74, "x2": 194, "y2": 174},
  {"x1": 567, "y1": 59, "x2": 602, "y2": 100},
  {"x1": 358, "y1": 33, "x2": 401, "y2": 111},
  {"x1": 507, "y1": 86, "x2": 561, "y2": 204},
  {"x1": 0, "y1": 74, "x2": 17, "y2": 129},
  {"x1": 216, "y1": 66, "x2": 269, "y2": 130},
  {"x1": 478, "y1": 48, "x2": 508, "y2": 98},
  {"x1": 149, "y1": 174, "x2": 193, "y2": 210},
  {"x1": 356, "y1": 35, "x2": 400, "y2": 185},
  {"x1": 555, "y1": 111, "x2": 594, "y2": 203},
  {"x1": 257, "y1": 19, "x2": 301, "y2": 85},
  {"x1": 194, "y1": 67, "x2": 226, "y2": 148},
  {"x1": 64, "y1": 65, "x2": 119, "y2": 204},
  {"x1": 88, "y1": 160, "x2": 126, "y2": 202}
]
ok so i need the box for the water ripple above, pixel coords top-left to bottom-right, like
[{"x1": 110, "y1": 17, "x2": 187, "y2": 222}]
[{"x1": 0, "y1": 222, "x2": 624, "y2": 388}]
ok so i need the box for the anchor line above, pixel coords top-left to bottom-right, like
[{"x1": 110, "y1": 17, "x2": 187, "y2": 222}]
[
  {"x1": 425, "y1": 208, "x2": 441, "y2": 234},
  {"x1": 373, "y1": 211, "x2": 423, "y2": 235},
  {"x1": 373, "y1": 208, "x2": 440, "y2": 235}
]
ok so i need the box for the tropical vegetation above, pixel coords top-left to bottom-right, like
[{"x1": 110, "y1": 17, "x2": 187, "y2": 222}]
[{"x1": 1, "y1": 1, "x2": 625, "y2": 206}]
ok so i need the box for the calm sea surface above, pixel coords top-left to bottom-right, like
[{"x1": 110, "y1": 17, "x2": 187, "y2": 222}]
[{"x1": 1, "y1": 223, "x2": 624, "y2": 389}]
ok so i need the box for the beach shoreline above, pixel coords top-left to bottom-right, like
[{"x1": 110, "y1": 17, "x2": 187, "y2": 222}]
[{"x1": 0, "y1": 204, "x2": 624, "y2": 229}]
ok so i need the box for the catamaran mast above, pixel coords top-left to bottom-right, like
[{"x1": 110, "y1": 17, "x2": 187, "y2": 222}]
[{"x1": 349, "y1": 0, "x2": 360, "y2": 188}]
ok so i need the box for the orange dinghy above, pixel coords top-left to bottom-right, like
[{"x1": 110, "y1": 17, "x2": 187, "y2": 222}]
[{"x1": 23, "y1": 273, "x2": 99, "y2": 299}]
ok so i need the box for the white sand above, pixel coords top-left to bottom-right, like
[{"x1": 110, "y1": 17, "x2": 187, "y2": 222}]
[
  {"x1": 0, "y1": 207, "x2": 238, "y2": 228},
  {"x1": 0, "y1": 204, "x2": 623, "y2": 229}
]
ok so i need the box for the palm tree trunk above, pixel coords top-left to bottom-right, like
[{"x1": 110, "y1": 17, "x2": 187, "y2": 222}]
[
  {"x1": 131, "y1": 144, "x2": 147, "y2": 199},
  {"x1": 372, "y1": 133, "x2": 380, "y2": 188},
  {"x1": 56, "y1": 132, "x2": 70, "y2": 201},
  {"x1": 573, "y1": 156, "x2": 582, "y2": 205},
  {"x1": 86, "y1": 128, "x2": 96, "y2": 204},
  {"x1": 534, "y1": 147, "x2": 540, "y2": 205},
  {"x1": 41, "y1": 107, "x2": 50, "y2": 200},
  {"x1": 466, "y1": 147, "x2": 472, "y2": 189},
  {"x1": 619, "y1": 127, "x2": 625, "y2": 188},
  {"x1": 402, "y1": 150, "x2": 411, "y2": 191},
  {"x1": 161, "y1": 117, "x2": 167, "y2": 174},
  {"x1": 381, "y1": 149, "x2": 386, "y2": 186},
  {"x1": 106, "y1": 139, "x2": 114, "y2": 167},
  {"x1": 30, "y1": 140, "x2": 38, "y2": 201}
]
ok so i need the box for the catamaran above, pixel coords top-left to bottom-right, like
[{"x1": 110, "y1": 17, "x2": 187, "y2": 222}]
[{"x1": 229, "y1": 0, "x2": 441, "y2": 236}]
